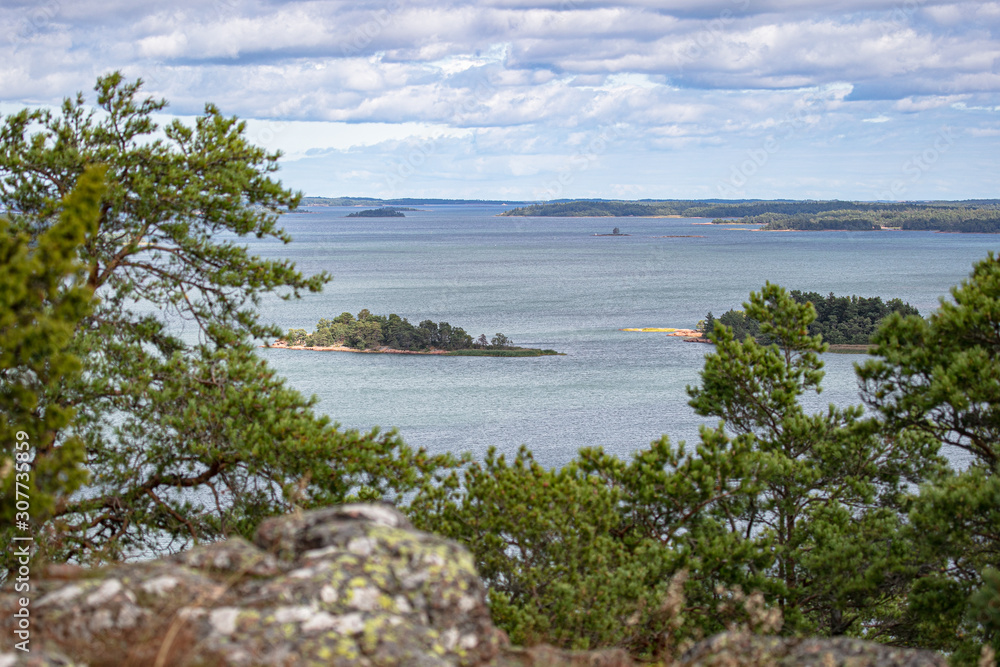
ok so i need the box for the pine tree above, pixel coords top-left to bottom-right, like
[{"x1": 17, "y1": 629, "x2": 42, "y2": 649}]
[
  {"x1": 0, "y1": 74, "x2": 456, "y2": 563},
  {"x1": 688, "y1": 283, "x2": 940, "y2": 635},
  {"x1": 1, "y1": 168, "x2": 104, "y2": 574},
  {"x1": 859, "y1": 253, "x2": 1000, "y2": 660}
]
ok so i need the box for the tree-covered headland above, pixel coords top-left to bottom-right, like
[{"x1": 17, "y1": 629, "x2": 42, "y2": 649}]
[
  {"x1": 2, "y1": 76, "x2": 998, "y2": 665},
  {"x1": 283, "y1": 311, "x2": 559, "y2": 357}
]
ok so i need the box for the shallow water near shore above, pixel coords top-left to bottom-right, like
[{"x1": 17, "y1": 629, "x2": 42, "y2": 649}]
[{"x1": 247, "y1": 204, "x2": 998, "y2": 469}]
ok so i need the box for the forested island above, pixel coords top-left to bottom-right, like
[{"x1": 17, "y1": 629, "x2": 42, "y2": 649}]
[
  {"x1": 500, "y1": 199, "x2": 1000, "y2": 232},
  {"x1": 704, "y1": 291, "x2": 919, "y2": 348},
  {"x1": 345, "y1": 207, "x2": 415, "y2": 217},
  {"x1": 278, "y1": 310, "x2": 560, "y2": 357}
]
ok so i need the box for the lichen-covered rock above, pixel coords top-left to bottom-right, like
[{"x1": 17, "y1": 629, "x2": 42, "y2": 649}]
[
  {"x1": 0, "y1": 503, "x2": 505, "y2": 666},
  {"x1": 678, "y1": 632, "x2": 949, "y2": 667}
]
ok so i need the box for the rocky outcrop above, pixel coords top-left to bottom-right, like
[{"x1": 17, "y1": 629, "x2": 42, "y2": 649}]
[
  {"x1": 0, "y1": 504, "x2": 503, "y2": 666},
  {"x1": 0, "y1": 504, "x2": 951, "y2": 667}
]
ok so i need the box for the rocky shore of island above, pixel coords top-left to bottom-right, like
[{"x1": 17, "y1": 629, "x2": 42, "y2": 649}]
[
  {"x1": 621, "y1": 327, "x2": 707, "y2": 343},
  {"x1": 266, "y1": 340, "x2": 450, "y2": 355}
]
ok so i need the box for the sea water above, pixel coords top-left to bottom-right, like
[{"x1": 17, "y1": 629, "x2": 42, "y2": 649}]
[{"x1": 248, "y1": 204, "x2": 998, "y2": 469}]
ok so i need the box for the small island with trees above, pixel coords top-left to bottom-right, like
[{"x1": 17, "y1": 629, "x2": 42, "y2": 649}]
[
  {"x1": 345, "y1": 207, "x2": 417, "y2": 217},
  {"x1": 702, "y1": 291, "x2": 919, "y2": 351},
  {"x1": 275, "y1": 310, "x2": 561, "y2": 357}
]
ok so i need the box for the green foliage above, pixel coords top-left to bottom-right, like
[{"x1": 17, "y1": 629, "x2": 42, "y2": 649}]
[
  {"x1": 490, "y1": 333, "x2": 512, "y2": 348},
  {"x1": 284, "y1": 310, "x2": 528, "y2": 353},
  {"x1": 690, "y1": 284, "x2": 938, "y2": 635},
  {"x1": 744, "y1": 212, "x2": 882, "y2": 231},
  {"x1": 859, "y1": 254, "x2": 1000, "y2": 468},
  {"x1": 746, "y1": 206, "x2": 1000, "y2": 232},
  {"x1": 1, "y1": 168, "x2": 104, "y2": 573},
  {"x1": 500, "y1": 200, "x2": 681, "y2": 217},
  {"x1": 699, "y1": 311, "x2": 716, "y2": 335},
  {"x1": 414, "y1": 282, "x2": 947, "y2": 656},
  {"x1": 708, "y1": 291, "x2": 919, "y2": 346},
  {"x1": 0, "y1": 74, "x2": 457, "y2": 563},
  {"x1": 791, "y1": 291, "x2": 919, "y2": 345},
  {"x1": 716, "y1": 309, "x2": 761, "y2": 343},
  {"x1": 969, "y1": 569, "x2": 1000, "y2": 654},
  {"x1": 858, "y1": 256, "x2": 1000, "y2": 658},
  {"x1": 412, "y1": 446, "x2": 646, "y2": 650},
  {"x1": 500, "y1": 199, "x2": 1000, "y2": 233},
  {"x1": 345, "y1": 207, "x2": 408, "y2": 217},
  {"x1": 411, "y1": 437, "x2": 775, "y2": 658},
  {"x1": 500, "y1": 199, "x2": 905, "y2": 219}
]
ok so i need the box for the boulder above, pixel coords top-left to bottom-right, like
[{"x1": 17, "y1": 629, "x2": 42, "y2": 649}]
[{"x1": 0, "y1": 504, "x2": 503, "y2": 666}]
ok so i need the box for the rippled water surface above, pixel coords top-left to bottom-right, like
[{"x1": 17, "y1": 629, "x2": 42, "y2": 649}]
[{"x1": 246, "y1": 204, "x2": 998, "y2": 468}]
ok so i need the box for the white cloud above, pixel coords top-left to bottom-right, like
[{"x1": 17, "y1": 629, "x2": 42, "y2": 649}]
[{"x1": 0, "y1": 0, "x2": 996, "y2": 198}]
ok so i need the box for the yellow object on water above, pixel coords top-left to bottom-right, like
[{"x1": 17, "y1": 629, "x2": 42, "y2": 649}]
[{"x1": 621, "y1": 328, "x2": 678, "y2": 332}]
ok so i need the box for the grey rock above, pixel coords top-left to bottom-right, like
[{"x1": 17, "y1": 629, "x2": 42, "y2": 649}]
[{"x1": 0, "y1": 503, "x2": 503, "y2": 666}]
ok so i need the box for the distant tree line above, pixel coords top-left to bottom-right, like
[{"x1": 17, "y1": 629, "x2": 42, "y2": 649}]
[
  {"x1": 501, "y1": 201, "x2": 679, "y2": 217},
  {"x1": 301, "y1": 196, "x2": 518, "y2": 206},
  {"x1": 501, "y1": 200, "x2": 910, "y2": 219},
  {"x1": 736, "y1": 212, "x2": 881, "y2": 231},
  {"x1": 499, "y1": 199, "x2": 1000, "y2": 233},
  {"x1": 703, "y1": 291, "x2": 920, "y2": 345},
  {"x1": 742, "y1": 206, "x2": 1000, "y2": 233},
  {"x1": 284, "y1": 310, "x2": 518, "y2": 352}
]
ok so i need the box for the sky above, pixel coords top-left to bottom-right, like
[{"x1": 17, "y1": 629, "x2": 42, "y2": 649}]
[{"x1": 1, "y1": 0, "x2": 998, "y2": 200}]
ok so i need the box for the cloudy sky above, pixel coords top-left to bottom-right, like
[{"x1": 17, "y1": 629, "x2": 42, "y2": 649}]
[{"x1": 2, "y1": 0, "x2": 998, "y2": 200}]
